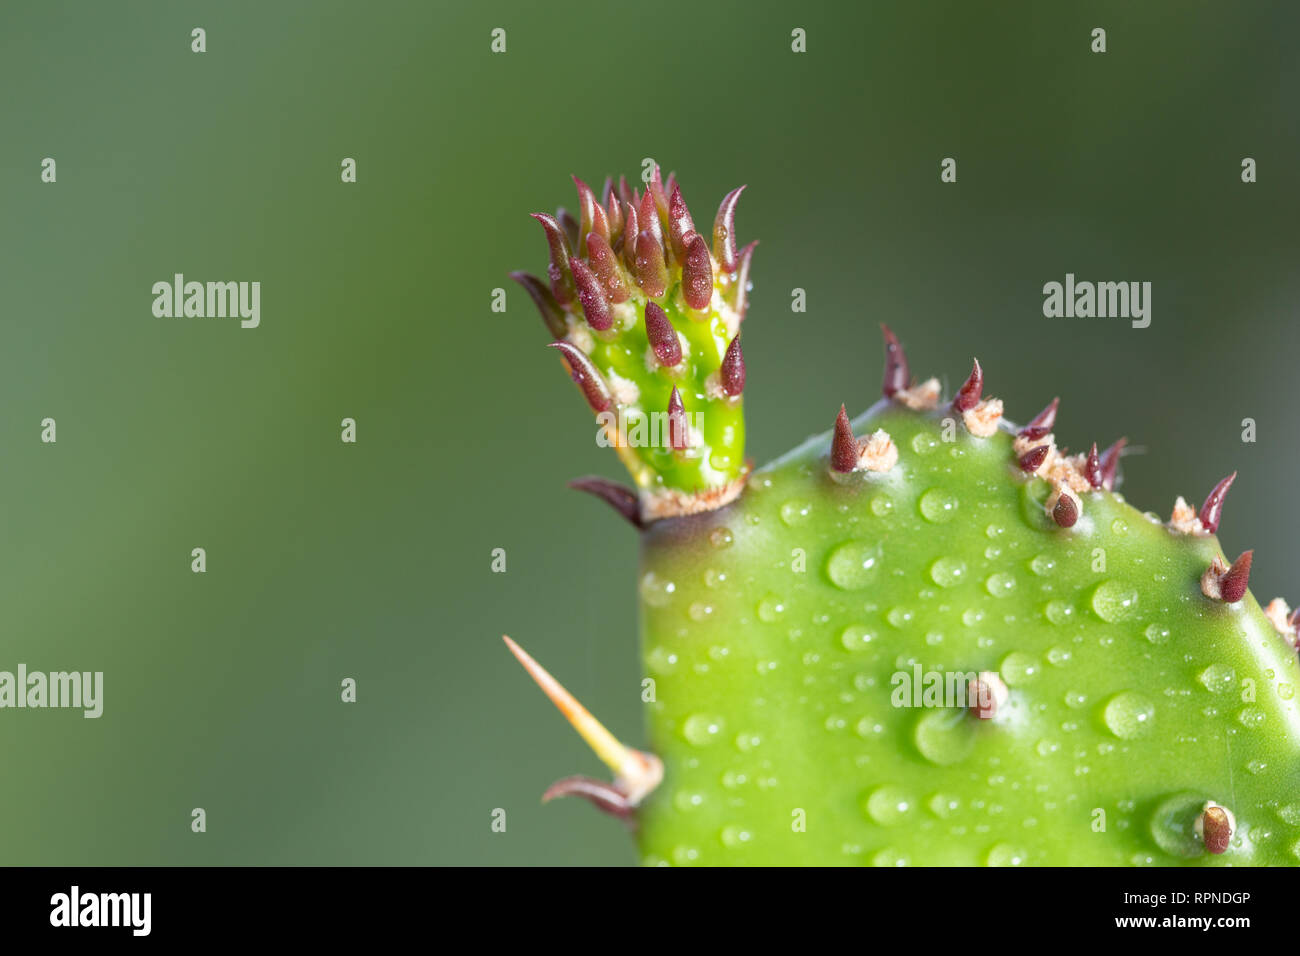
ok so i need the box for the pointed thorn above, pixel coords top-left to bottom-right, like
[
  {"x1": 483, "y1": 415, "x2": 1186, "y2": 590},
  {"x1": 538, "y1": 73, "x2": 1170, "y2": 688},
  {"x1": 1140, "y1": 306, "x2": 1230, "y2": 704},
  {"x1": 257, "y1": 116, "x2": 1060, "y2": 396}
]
[
  {"x1": 1221, "y1": 550, "x2": 1253, "y2": 604},
  {"x1": 682, "y1": 232, "x2": 714, "y2": 311},
  {"x1": 1200, "y1": 805, "x2": 1233, "y2": 855},
  {"x1": 541, "y1": 776, "x2": 633, "y2": 819},
  {"x1": 567, "y1": 476, "x2": 644, "y2": 529},
  {"x1": 647, "y1": 164, "x2": 669, "y2": 226},
  {"x1": 599, "y1": 176, "x2": 614, "y2": 207},
  {"x1": 1085, "y1": 442, "x2": 1102, "y2": 489},
  {"x1": 969, "y1": 672, "x2": 1007, "y2": 720},
  {"x1": 569, "y1": 258, "x2": 612, "y2": 331},
  {"x1": 713, "y1": 185, "x2": 746, "y2": 273},
  {"x1": 668, "y1": 184, "x2": 695, "y2": 262},
  {"x1": 1052, "y1": 492, "x2": 1079, "y2": 528},
  {"x1": 831, "y1": 404, "x2": 858, "y2": 473},
  {"x1": 880, "y1": 324, "x2": 910, "y2": 398},
  {"x1": 530, "y1": 213, "x2": 575, "y2": 305},
  {"x1": 1199, "y1": 471, "x2": 1238, "y2": 534},
  {"x1": 556, "y1": 207, "x2": 579, "y2": 253},
  {"x1": 617, "y1": 175, "x2": 635, "y2": 209},
  {"x1": 547, "y1": 341, "x2": 612, "y2": 412},
  {"x1": 572, "y1": 175, "x2": 607, "y2": 251},
  {"x1": 502, "y1": 636, "x2": 662, "y2": 804},
  {"x1": 644, "y1": 302, "x2": 682, "y2": 367},
  {"x1": 605, "y1": 193, "x2": 624, "y2": 249},
  {"x1": 502, "y1": 636, "x2": 634, "y2": 776},
  {"x1": 733, "y1": 240, "x2": 758, "y2": 320},
  {"x1": 953, "y1": 358, "x2": 984, "y2": 412},
  {"x1": 620, "y1": 201, "x2": 639, "y2": 269},
  {"x1": 1288, "y1": 606, "x2": 1300, "y2": 634},
  {"x1": 721, "y1": 336, "x2": 746, "y2": 396},
  {"x1": 667, "y1": 387, "x2": 689, "y2": 450},
  {"x1": 1022, "y1": 397, "x2": 1060, "y2": 434},
  {"x1": 508, "y1": 271, "x2": 566, "y2": 339},
  {"x1": 1019, "y1": 426, "x2": 1051, "y2": 442},
  {"x1": 584, "y1": 233, "x2": 629, "y2": 303},
  {"x1": 1099, "y1": 438, "x2": 1127, "y2": 491},
  {"x1": 1018, "y1": 445, "x2": 1050, "y2": 473},
  {"x1": 638, "y1": 189, "x2": 663, "y2": 249},
  {"x1": 634, "y1": 230, "x2": 668, "y2": 298}
]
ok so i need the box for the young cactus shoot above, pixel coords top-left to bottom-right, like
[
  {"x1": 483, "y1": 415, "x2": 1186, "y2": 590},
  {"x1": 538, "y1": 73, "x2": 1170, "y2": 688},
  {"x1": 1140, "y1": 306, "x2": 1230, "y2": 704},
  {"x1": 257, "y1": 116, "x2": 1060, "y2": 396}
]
[{"x1": 505, "y1": 166, "x2": 1300, "y2": 866}]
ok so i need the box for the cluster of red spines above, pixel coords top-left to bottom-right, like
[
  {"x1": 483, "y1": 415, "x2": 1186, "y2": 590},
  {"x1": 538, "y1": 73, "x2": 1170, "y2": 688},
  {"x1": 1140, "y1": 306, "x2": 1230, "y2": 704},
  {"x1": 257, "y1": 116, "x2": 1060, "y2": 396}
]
[
  {"x1": 517, "y1": 168, "x2": 757, "y2": 528},
  {"x1": 879, "y1": 328, "x2": 1259, "y2": 606},
  {"x1": 516, "y1": 169, "x2": 755, "y2": 343}
]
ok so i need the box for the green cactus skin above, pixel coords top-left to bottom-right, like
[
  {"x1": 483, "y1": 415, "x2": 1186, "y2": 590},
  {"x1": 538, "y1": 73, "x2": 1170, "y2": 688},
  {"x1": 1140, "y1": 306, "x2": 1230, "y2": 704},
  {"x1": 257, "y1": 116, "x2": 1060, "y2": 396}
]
[
  {"x1": 511, "y1": 167, "x2": 1300, "y2": 867},
  {"x1": 635, "y1": 404, "x2": 1300, "y2": 866}
]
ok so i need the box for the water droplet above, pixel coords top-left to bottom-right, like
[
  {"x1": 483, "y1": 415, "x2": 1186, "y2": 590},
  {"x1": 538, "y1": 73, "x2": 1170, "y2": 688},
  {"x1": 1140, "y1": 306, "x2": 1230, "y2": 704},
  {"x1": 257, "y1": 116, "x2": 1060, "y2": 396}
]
[
  {"x1": 911, "y1": 433, "x2": 939, "y2": 455},
  {"x1": 779, "y1": 499, "x2": 812, "y2": 526},
  {"x1": 962, "y1": 607, "x2": 985, "y2": 627},
  {"x1": 1149, "y1": 791, "x2": 1208, "y2": 858},
  {"x1": 929, "y1": 556, "x2": 967, "y2": 588},
  {"x1": 919, "y1": 488, "x2": 959, "y2": 524},
  {"x1": 1000, "y1": 651, "x2": 1039, "y2": 686},
  {"x1": 708, "y1": 527, "x2": 734, "y2": 549},
  {"x1": 720, "y1": 825, "x2": 753, "y2": 849},
  {"x1": 886, "y1": 606, "x2": 914, "y2": 628},
  {"x1": 826, "y1": 541, "x2": 881, "y2": 590},
  {"x1": 840, "y1": 624, "x2": 876, "y2": 652},
  {"x1": 688, "y1": 602, "x2": 713, "y2": 621},
  {"x1": 1280, "y1": 683, "x2": 1295, "y2": 701},
  {"x1": 870, "y1": 495, "x2": 894, "y2": 517},
  {"x1": 1036, "y1": 739, "x2": 1059, "y2": 757},
  {"x1": 1111, "y1": 518, "x2": 1129, "y2": 535},
  {"x1": 1065, "y1": 690, "x2": 1088, "y2": 709},
  {"x1": 1237, "y1": 706, "x2": 1265, "y2": 730},
  {"x1": 1276, "y1": 803, "x2": 1300, "y2": 826},
  {"x1": 682, "y1": 713, "x2": 725, "y2": 746},
  {"x1": 1103, "y1": 692, "x2": 1155, "y2": 739},
  {"x1": 986, "y1": 843, "x2": 1028, "y2": 866},
  {"x1": 720, "y1": 769, "x2": 745, "y2": 789},
  {"x1": 703, "y1": 567, "x2": 727, "y2": 588},
  {"x1": 646, "y1": 645, "x2": 678, "y2": 674},
  {"x1": 855, "y1": 715, "x2": 885, "y2": 737},
  {"x1": 985, "y1": 572, "x2": 1017, "y2": 598},
  {"x1": 1046, "y1": 645, "x2": 1072, "y2": 667},
  {"x1": 640, "y1": 571, "x2": 676, "y2": 607},
  {"x1": 1198, "y1": 664, "x2": 1236, "y2": 695},
  {"x1": 734, "y1": 731, "x2": 761, "y2": 753},
  {"x1": 756, "y1": 595, "x2": 786, "y2": 622},
  {"x1": 863, "y1": 785, "x2": 914, "y2": 826},
  {"x1": 1030, "y1": 554, "x2": 1056, "y2": 576},
  {"x1": 871, "y1": 847, "x2": 910, "y2": 866},
  {"x1": 1144, "y1": 623, "x2": 1171, "y2": 645},
  {"x1": 927, "y1": 793, "x2": 960, "y2": 818},
  {"x1": 986, "y1": 524, "x2": 1004, "y2": 539},
  {"x1": 1044, "y1": 600, "x2": 1073, "y2": 625},
  {"x1": 673, "y1": 790, "x2": 705, "y2": 811},
  {"x1": 670, "y1": 845, "x2": 700, "y2": 865},
  {"x1": 1091, "y1": 580, "x2": 1138, "y2": 622},
  {"x1": 913, "y1": 709, "x2": 975, "y2": 766}
]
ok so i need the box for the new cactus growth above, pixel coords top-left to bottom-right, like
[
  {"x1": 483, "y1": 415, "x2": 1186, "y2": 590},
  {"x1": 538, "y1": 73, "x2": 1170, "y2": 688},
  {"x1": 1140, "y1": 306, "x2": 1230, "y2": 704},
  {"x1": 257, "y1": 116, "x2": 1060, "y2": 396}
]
[{"x1": 506, "y1": 166, "x2": 1300, "y2": 866}]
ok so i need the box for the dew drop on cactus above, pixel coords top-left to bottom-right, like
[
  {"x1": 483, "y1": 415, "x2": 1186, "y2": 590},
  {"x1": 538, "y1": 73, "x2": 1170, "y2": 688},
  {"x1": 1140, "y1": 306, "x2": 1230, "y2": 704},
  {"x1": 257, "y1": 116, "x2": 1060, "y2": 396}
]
[{"x1": 504, "y1": 165, "x2": 1300, "y2": 866}]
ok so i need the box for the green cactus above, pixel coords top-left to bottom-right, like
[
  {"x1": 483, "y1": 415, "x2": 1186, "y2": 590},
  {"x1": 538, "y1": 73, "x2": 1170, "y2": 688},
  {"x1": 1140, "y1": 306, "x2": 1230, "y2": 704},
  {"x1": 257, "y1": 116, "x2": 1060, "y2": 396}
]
[{"x1": 506, "y1": 166, "x2": 1300, "y2": 866}]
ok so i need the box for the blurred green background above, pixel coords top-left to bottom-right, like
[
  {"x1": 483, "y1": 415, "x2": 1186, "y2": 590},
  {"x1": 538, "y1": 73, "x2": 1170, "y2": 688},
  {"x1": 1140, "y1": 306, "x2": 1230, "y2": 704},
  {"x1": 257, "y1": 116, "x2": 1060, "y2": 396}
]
[{"x1": 0, "y1": 0, "x2": 1296, "y2": 865}]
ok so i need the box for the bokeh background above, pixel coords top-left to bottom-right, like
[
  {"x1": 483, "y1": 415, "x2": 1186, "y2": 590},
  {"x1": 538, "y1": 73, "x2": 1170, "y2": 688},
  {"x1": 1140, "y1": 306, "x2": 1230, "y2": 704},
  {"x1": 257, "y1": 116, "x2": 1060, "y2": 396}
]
[{"x1": 0, "y1": 0, "x2": 1296, "y2": 865}]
